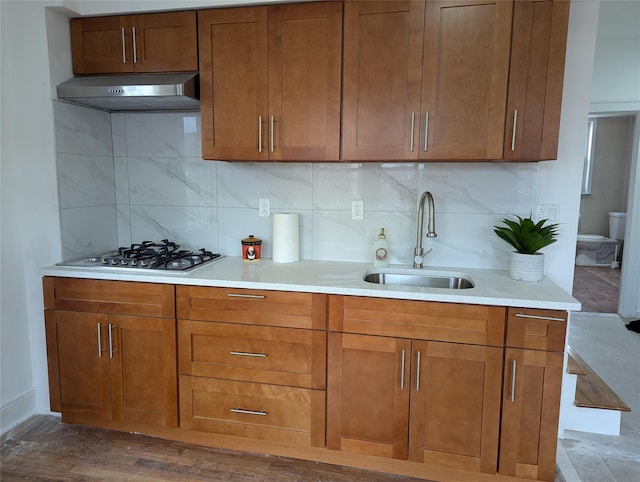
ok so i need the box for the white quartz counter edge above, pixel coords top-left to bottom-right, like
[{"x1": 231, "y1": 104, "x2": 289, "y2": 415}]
[{"x1": 41, "y1": 257, "x2": 581, "y2": 311}]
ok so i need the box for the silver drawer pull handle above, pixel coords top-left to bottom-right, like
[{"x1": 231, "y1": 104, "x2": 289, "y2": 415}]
[
  {"x1": 410, "y1": 112, "x2": 415, "y2": 152},
  {"x1": 400, "y1": 349, "x2": 406, "y2": 390},
  {"x1": 514, "y1": 313, "x2": 565, "y2": 322},
  {"x1": 97, "y1": 323, "x2": 104, "y2": 357},
  {"x1": 270, "y1": 115, "x2": 274, "y2": 153},
  {"x1": 231, "y1": 408, "x2": 267, "y2": 416},
  {"x1": 227, "y1": 293, "x2": 265, "y2": 299},
  {"x1": 132, "y1": 27, "x2": 137, "y2": 64},
  {"x1": 258, "y1": 115, "x2": 262, "y2": 153},
  {"x1": 230, "y1": 351, "x2": 267, "y2": 358},
  {"x1": 424, "y1": 112, "x2": 429, "y2": 152},
  {"x1": 511, "y1": 109, "x2": 518, "y2": 151},
  {"x1": 510, "y1": 359, "x2": 517, "y2": 402},
  {"x1": 121, "y1": 27, "x2": 126, "y2": 63},
  {"x1": 416, "y1": 350, "x2": 421, "y2": 391},
  {"x1": 108, "y1": 323, "x2": 118, "y2": 358}
]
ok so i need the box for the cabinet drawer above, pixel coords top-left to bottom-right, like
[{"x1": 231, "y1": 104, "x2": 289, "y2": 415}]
[
  {"x1": 179, "y1": 375, "x2": 325, "y2": 447},
  {"x1": 329, "y1": 296, "x2": 506, "y2": 346},
  {"x1": 178, "y1": 321, "x2": 326, "y2": 389},
  {"x1": 177, "y1": 286, "x2": 326, "y2": 329},
  {"x1": 43, "y1": 277, "x2": 175, "y2": 318},
  {"x1": 506, "y1": 308, "x2": 567, "y2": 352}
]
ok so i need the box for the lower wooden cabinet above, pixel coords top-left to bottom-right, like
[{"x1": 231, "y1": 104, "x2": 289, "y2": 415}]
[
  {"x1": 43, "y1": 277, "x2": 570, "y2": 481},
  {"x1": 499, "y1": 348, "x2": 563, "y2": 481},
  {"x1": 327, "y1": 333, "x2": 503, "y2": 474},
  {"x1": 499, "y1": 307, "x2": 567, "y2": 481},
  {"x1": 177, "y1": 285, "x2": 327, "y2": 448},
  {"x1": 45, "y1": 310, "x2": 178, "y2": 427},
  {"x1": 43, "y1": 277, "x2": 178, "y2": 428}
]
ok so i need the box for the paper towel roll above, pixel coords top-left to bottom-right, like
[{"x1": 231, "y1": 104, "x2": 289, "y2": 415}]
[{"x1": 272, "y1": 213, "x2": 300, "y2": 263}]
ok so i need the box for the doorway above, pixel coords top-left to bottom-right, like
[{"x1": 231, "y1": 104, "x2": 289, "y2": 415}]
[{"x1": 572, "y1": 115, "x2": 634, "y2": 313}]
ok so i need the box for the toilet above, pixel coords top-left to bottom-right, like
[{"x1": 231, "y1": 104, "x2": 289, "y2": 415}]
[{"x1": 576, "y1": 212, "x2": 626, "y2": 266}]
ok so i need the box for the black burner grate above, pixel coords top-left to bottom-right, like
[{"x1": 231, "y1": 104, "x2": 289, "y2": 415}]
[{"x1": 100, "y1": 240, "x2": 221, "y2": 271}]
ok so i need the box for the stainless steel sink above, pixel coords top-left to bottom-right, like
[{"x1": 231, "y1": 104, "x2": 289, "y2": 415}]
[{"x1": 363, "y1": 269, "x2": 474, "y2": 289}]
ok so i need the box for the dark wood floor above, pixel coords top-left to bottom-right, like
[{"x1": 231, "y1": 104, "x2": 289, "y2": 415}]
[
  {"x1": 572, "y1": 265, "x2": 621, "y2": 313},
  {"x1": 1, "y1": 415, "x2": 425, "y2": 481}
]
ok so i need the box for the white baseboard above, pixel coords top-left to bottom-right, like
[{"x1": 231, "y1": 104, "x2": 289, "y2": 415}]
[{"x1": 0, "y1": 389, "x2": 36, "y2": 436}]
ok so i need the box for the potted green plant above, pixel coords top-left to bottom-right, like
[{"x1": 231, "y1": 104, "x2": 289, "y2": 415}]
[{"x1": 494, "y1": 215, "x2": 560, "y2": 281}]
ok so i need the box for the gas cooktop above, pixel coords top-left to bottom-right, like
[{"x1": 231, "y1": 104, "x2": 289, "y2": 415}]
[{"x1": 57, "y1": 240, "x2": 223, "y2": 273}]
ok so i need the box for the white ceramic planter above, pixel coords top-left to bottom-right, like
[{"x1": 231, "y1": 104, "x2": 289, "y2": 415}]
[{"x1": 509, "y1": 252, "x2": 544, "y2": 282}]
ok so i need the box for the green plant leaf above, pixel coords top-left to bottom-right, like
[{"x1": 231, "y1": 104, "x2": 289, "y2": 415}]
[{"x1": 494, "y1": 215, "x2": 559, "y2": 254}]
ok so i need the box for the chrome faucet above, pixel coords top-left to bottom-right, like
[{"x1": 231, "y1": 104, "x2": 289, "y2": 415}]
[{"x1": 413, "y1": 191, "x2": 437, "y2": 268}]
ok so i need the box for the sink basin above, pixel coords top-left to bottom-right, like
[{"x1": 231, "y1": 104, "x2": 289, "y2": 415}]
[{"x1": 363, "y1": 268, "x2": 474, "y2": 289}]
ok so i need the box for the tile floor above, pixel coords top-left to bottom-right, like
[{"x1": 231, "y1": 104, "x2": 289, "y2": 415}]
[
  {"x1": 572, "y1": 266, "x2": 621, "y2": 313},
  {"x1": 557, "y1": 312, "x2": 640, "y2": 482}
]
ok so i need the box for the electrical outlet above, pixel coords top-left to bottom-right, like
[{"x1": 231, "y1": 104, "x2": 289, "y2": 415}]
[
  {"x1": 535, "y1": 204, "x2": 549, "y2": 223},
  {"x1": 352, "y1": 200, "x2": 364, "y2": 220},
  {"x1": 259, "y1": 198, "x2": 270, "y2": 217},
  {"x1": 535, "y1": 204, "x2": 559, "y2": 223}
]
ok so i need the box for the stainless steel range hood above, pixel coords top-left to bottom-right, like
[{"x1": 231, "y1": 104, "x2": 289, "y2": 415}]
[{"x1": 56, "y1": 72, "x2": 199, "y2": 111}]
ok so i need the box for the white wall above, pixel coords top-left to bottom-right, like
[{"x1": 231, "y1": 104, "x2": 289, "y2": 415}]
[
  {"x1": 619, "y1": 114, "x2": 640, "y2": 317},
  {"x1": 0, "y1": 0, "x2": 601, "y2": 434},
  {"x1": 533, "y1": 1, "x2": 600, "y2": 294},
  {"x1": 0, "y1": 0, "x2": 64, "y2": 432},
  {"x1": 590, "y1": 0, "x2": 640, "y2": 113}
]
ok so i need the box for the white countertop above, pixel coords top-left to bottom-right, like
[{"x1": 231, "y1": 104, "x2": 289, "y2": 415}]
[{"x1": 41, "y1": 257, "x2": 581, "y2": 311}]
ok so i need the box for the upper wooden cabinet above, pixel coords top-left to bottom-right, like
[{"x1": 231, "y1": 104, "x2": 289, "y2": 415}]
[
  {"x1": 504, "y1": 0, "x2": 570, "y2": 161},
  {"x1": 342, "y1": 0, "x2": 513, "y2": 161},
  {"x1": 420, "y1": 0, "x2": 513, "y2": 160},
  {"x1": 341, "y1": 1, "x2": 425, "y2": 160},
  {"x1": 70, "y1": 11, "x2": 198, "y2": 75},
  {"x1": 198, "y1": 2, "x2": 342, "y2": 161}
]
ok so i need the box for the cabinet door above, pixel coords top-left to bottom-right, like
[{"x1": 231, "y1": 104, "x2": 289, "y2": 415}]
[
  {"x1": 420, "y1": 0, "x2": 512, "y2": 160},
  {"x1": 409, "y1": 341, "x2": 502, "y2": 473},
  {"x1": 500, "y1": 348, "x2": 563, "y2": 481},
  {"x1": 199, "y1": 8, "x2": 269, "y2": 161},
  {"x1": 109, "y1": 315, "x2": 178, "y2": 428},
  {"x1": 327, "y1": 333, "x2": 410, "y2": 459},
  {"x1": 504, "y1": 0, "x2": 570, "y2": 161},
  {"x1": 131, "y1": 11, "x2": 198, "y2": 73},
  {"x1": 341, "y1": 1, "x2": 425, "y2": 160},
  {"x1": 268, "y1": 2, "x2": 342, "y2": 161},
  {"x1": 71, "y1": 16, "x2": 132, "y2": 74},
  {"x1": 45, "y1": 310, "x2": 112, "y2": 420}
]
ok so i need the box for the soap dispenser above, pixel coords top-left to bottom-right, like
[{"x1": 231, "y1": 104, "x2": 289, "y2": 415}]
[{"x1": 373, "y1": 228, "x2": 390, "y2": 267}]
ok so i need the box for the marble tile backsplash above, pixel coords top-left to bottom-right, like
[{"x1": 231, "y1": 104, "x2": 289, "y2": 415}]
[
  {"x1": 55, "y1": 102, "x2": 117, "y2": 259},
  {"x1": 55, "y1": 103, "x2": 540, "y2": 269}
]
